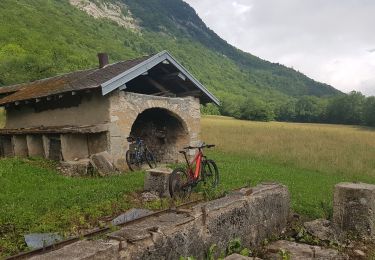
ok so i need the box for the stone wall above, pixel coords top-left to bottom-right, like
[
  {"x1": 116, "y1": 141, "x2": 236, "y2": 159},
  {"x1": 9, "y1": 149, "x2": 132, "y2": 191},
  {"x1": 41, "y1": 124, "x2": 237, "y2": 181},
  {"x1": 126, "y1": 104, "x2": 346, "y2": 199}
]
[
  {"x1": 30, "y1": 183, "x2": 290, "y2": 260},
  {"x1": 1, "y1": 91, "x2": 201, "y2": 172},
  {"x1": 108, "y1": 91, "x2": 201, "y2": 170}
]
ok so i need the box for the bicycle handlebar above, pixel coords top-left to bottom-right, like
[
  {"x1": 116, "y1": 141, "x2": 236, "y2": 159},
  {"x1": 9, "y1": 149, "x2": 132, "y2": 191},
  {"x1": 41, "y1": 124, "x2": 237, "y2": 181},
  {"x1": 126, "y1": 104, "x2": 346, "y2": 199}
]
[{"x1": 183, "y1": 144, "x2": 215, "y2": 150}]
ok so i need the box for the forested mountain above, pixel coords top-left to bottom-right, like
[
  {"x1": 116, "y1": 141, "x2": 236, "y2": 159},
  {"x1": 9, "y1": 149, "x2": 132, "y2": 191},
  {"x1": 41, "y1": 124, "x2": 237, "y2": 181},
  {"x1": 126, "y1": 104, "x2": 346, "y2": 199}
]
[{"x1": 0, "y1": 0, "x2": 344, "y2": 121}]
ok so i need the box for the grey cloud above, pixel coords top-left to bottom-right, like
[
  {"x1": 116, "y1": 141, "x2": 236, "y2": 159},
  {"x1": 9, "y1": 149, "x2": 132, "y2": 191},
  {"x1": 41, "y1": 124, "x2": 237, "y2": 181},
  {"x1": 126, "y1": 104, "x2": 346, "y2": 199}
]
[{"x1": 184, "y1": 0, "x2": 375, "y2": 96}]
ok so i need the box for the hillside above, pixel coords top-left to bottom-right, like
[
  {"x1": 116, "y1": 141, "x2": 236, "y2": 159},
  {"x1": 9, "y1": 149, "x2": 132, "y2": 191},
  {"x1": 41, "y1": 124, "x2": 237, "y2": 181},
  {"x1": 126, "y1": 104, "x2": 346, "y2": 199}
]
[{"x1": 0, "y1": 0, "x2": 340, "y2": 116}]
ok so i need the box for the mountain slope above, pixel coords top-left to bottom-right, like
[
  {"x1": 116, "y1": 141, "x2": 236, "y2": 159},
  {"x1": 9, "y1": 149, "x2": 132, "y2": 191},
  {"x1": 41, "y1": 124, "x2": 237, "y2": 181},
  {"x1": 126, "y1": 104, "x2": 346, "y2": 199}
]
[
  {"x1": 122, "y1": 0, "x2": 340, "y2": 97},
  {"x1": 0, "y1": 0, "x2": 340, "y2": 114}
]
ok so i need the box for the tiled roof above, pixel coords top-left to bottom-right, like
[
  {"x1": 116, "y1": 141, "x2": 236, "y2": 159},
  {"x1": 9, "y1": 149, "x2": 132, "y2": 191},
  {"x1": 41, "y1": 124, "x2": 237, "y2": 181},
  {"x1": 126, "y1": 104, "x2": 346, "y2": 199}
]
[{"x1": 0, "y1": 55, "x2": 152, "y2": 105}]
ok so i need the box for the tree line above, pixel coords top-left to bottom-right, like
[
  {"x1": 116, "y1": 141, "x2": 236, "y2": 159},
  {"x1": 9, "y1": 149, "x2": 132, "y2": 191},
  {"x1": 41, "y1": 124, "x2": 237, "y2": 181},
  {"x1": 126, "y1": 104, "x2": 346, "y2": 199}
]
[{"x1": 202, "y1": 91, "x2": 375, "y2": 127}]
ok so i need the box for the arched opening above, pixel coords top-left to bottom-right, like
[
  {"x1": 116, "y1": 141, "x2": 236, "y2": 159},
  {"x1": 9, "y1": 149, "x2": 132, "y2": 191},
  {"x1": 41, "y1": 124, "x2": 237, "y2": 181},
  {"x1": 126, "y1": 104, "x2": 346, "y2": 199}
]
[{"x1": 129, "y1": 108, "x2": 189, "y2": 163}]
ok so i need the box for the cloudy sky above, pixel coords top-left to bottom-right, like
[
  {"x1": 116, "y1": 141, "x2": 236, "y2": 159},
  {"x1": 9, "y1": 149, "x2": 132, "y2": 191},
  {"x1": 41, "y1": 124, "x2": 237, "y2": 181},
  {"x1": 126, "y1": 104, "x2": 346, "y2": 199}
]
[{"x1": 184, "y1": 0, "x2": 375, "y2": 95}]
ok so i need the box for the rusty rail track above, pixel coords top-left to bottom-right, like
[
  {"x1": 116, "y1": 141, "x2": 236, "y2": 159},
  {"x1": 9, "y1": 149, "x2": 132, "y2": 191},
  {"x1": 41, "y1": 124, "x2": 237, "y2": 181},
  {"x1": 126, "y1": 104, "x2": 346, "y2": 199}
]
[
  {"x1": 6, "y1": 185, "x2": 250, "y2": 260},
  {"x1": 5, "y1": 198, "x2": 204, "y2": 260}
]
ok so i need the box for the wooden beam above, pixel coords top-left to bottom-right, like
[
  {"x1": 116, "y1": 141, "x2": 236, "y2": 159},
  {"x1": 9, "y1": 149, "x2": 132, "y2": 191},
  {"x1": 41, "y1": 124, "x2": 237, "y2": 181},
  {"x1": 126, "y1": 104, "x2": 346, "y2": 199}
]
[
  {"x1": 150, "y1": 90, "x2": 172, "y2": 96},
  {"x1": 177, "y1": 90, "x2": 201, "y2": 97},
  {"x1": 146, "y1": 78, "x2": 169, "y2": 93},
  {"x1": 162, "y1": 72, "x2": 186, "y2": 81}
]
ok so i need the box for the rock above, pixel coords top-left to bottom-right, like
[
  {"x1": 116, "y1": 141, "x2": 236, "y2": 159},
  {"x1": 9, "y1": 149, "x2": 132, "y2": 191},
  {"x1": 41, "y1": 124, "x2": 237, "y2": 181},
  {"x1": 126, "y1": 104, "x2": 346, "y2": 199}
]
[
  {"x1": 224, "y1": 254, "x2": 262, "y2": 260},
  {"x1": 333, "y1": 182, "x2": 375, "y2": 239},
  {"x1": 304, "y1": 219, "x2": 337, "y2": 242},
  {"x1": 144, "y1": 168, "x2": 172, "y2": 197},
  {"x1": 141, "y1": 191, "x2": 159, "y2": 202},
  {"x1": 266, "y1": 240, "x2": 348, "y2": 260},
  {"x1": 111, "y1": 208, "x2": 153, "y2": 226},
  {"x1": 60, "y1": 159, "x2": 93, "y2": 176},
  {"x1": 25, "y1": 233, "x2": 63, "y2": 249},
  {"x1": 90, "y1": 151, "x2": 115, "y2": 175},
  {"x1": 354, "y1": 249, "x2": 366, "y2": 258}
]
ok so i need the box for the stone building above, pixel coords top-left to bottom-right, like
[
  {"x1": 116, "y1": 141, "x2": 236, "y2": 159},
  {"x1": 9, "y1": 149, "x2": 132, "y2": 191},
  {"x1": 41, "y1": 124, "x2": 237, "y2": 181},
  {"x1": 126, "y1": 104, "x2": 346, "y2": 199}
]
[{"x1": 0, "y1": 51, "x2": 219, "y2": 170}]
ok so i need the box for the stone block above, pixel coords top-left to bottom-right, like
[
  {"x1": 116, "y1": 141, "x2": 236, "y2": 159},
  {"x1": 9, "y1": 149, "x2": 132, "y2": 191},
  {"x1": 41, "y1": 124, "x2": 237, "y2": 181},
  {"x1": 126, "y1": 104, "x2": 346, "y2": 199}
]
[
  {"x1": 90, "y1": 151, "x2": 115, "y2": 175},
  {"x1": 144, "y1": 168, "x2": 172, "y2": 197},
  {"x1": 26, "y1": 135, "x2": 44, "y2": 157},
  {"x1": 265, "y1": 240, "x2": 348, "y2": 259},
  {"x1": 13, "y1": 135, "x2": 28, "y2": 157},
  {"x1": 60, "y1": 159, "x2": 93, "y2": 176},
  {"x1": 28, "y1": 240, "x2": 119, "y2": 260},
  {"x1": 304, "y1": 219, "x2": 337, "y2": 242},
  {"x1": 333, "y1": 182, "x2": 375, "y2": 238},
  {"x1": 61, "y1": 134, "x2": 89, "y2": 161}
]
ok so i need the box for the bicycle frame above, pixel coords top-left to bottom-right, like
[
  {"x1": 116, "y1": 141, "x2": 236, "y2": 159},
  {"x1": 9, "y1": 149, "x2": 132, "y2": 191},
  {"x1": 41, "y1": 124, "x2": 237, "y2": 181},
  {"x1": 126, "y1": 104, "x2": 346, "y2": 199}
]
[{"x1": 182, "y1": 148, "x2": 204, "y2": 182}]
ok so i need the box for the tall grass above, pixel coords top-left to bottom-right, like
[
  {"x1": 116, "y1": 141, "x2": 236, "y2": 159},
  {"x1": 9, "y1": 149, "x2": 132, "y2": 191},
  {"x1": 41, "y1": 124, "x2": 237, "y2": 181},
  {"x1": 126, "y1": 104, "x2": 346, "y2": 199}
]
[
  {"x1": 201, "y1": 116, "x2": 375, "y2": 219},
  {"x1": 202, "y1": 116, "x2": 375, "y2": 177}
]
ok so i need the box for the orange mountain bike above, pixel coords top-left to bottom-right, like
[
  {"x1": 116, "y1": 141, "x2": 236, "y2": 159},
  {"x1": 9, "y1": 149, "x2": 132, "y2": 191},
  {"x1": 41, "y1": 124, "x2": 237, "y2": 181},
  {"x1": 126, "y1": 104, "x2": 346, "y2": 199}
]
[{"x1": 169, "y1": 143, "x2": 219, "y2": 198}]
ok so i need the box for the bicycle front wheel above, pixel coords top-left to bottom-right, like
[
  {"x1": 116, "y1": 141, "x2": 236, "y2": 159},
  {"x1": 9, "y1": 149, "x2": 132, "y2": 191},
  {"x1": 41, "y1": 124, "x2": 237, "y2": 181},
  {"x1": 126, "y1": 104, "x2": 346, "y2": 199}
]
[
  {"x1": 169, "y1": 168, "x2": 191, "y2": 199},
  {"x1": 126, "y1": 150, "x2": 141, "y2": 172},
  {"x1": 145, "y1": 148, "x2": 157, "y2": 169},
  {"x1": 202, "y1": 159, "x2": 219, "y2": 188}
]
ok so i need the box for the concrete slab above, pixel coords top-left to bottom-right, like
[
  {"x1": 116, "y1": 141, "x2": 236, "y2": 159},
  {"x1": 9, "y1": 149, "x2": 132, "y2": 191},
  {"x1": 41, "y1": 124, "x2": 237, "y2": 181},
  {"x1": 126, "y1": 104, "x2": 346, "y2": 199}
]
[
  {"x1": 26, "y1": 135, "x2": 44, "y2": 157},
  {"x1": 144, "y1": 168, "x2": 172, "y2": 197},
  {"x1": 13, "y1": 135, "x2": 28, "y2": 157},
  {"x1": 333, "y1": 182, "x2": 375, "y2": 238},
  {"x1": 266, "y1": 240, "x2": 348, "y2": 260}
]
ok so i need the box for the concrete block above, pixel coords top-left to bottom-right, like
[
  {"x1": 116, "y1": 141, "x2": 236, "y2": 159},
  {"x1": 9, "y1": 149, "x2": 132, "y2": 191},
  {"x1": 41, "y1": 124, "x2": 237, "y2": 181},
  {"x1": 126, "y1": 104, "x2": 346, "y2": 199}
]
[
  {"x1": 265, "y1": 240, "x2": 348, "y2": 259},
  {"x1": 90, "y1": 151, "x2": 115, "y2": 175},
  {"x1": 61, "y1": 134, "x2": 89, "y2": 161},
  {"x1": 60, "y1": 159, "x2": 93, "y2": 176},
  {"x1": 42, "y1": 135, "x2": 50, "y2": 159},
  {"x1": 144, "y1": 168, "x2": 172, "y2": 197},
  {"x1": 12, "y1": 135, "x2": 28, "y2": 157},
  {"x1": 28, "y1": 240, "x2": 119, "y2": 260},
  {"x1": 26, "y1": 135, "x2": 44, "y2": 157},
  {"x1": 333, "y1": 182, "x2": 375, "y2": 238}
]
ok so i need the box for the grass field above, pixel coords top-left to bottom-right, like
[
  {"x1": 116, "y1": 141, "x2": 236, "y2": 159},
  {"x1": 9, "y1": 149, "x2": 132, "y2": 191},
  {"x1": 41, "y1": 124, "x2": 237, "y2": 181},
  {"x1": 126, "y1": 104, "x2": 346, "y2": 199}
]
[
  {"x1": 201, "y1": 116, "x2": 375, "y2": 217},
  {"x1": 1, "y1": 115, "x2": 375, "y2": 256}
]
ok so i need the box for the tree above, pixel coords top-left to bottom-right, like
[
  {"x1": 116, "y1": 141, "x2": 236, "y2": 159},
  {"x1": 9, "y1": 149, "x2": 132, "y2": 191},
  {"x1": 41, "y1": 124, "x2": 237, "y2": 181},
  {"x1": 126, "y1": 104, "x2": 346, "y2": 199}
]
[
  {"x1": 326, "y1": 91, "x2": 365, "y2": 125},
  {"x1": 201, "y1": 103, "x2": 220, "y2": 115},
  {"x1": 364, "y1": 96, "x2": 375, "y2": 126},
  {"x1": 276, "y1": 100, "x2": 296, "y2": 122},
  {"x1": 294, "y1": 96, "x2": 326, "y2": 123},
  {"x1": 239, "y1": 97, "x2": 275, "y2": 122}
]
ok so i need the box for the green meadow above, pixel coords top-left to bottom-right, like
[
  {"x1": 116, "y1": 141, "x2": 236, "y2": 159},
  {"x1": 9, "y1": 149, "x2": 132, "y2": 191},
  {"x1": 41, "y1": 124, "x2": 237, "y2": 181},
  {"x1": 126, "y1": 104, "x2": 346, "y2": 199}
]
[{"x1": 1, "y1": 116, "x2": 375, "y2": 256}]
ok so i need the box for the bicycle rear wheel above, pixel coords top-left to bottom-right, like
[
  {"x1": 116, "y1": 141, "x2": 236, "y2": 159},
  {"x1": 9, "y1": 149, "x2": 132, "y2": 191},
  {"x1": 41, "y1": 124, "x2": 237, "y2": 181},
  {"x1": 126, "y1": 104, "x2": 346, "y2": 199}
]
[
  {"x1": 169, "y1": 168, "x2": 191, "y2": 199},
  {"x1": 202, "y1": 159, "x2": 219, "y2": 188},
  {"x1": 126, "y1": 150, "x2": 141, "y2": 171},
  {"x1": 145, "y1": 148, "x2": 157, "y2": 169}
]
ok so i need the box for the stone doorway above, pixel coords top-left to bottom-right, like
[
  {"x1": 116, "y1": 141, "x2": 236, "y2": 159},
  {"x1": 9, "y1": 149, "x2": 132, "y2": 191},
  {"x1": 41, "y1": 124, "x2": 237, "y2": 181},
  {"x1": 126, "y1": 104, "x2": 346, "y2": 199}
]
[{"x1": 129, "y1": 108, "x2": 189, "y2": 163}]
